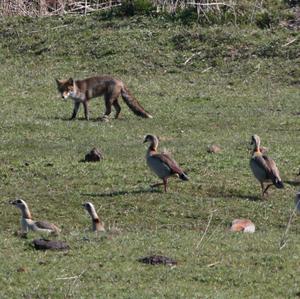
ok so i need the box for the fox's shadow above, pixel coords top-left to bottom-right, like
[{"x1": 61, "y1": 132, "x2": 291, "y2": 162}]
[
  {"x1": 44, "y1": 116, "x2": 127, "y2": 122},
  {"x1": 52, "y1": 116, "x2": 97, "y2": 122}
]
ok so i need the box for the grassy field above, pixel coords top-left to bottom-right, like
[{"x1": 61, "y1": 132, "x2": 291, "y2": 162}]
[{"x1": 0, "y1": 13, "x2": 300, "y2": 298}]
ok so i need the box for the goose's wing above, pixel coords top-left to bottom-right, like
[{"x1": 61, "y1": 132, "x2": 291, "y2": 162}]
[
  {"x1": 35, "y1": 220, "x2": 60, "y2": 232},
  {"x1": 263, "y1": 155, "x2": 281, "y2": 180},
  {"x1": 152, "y1": 153, "x2": 184, "y2": 175},
  {"x1": 252, "y1": 154, "x2": 273, "y2": 175}
]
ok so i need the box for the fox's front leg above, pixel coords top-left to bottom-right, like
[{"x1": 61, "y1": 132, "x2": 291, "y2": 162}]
[
  {"x1": 83, "y1": 101, "x2": 89, "y2": 120},
  {"x1": 70, "y1": 102, "x2": 80, "y2": 120}
]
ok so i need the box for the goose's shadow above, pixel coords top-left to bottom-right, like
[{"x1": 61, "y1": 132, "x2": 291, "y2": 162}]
[
  {"x1": 206, "y1": 187, "x2": 260, "y2": 201},
  {"x1": 81, "y1": 187, "x2": 162, "y2": 198},
  {"x1": 285, "y1": 180, "x2": 300, "y2": 187},
  {"x1": 221, "y1": 193, "x2": 260, "y2": 202}
]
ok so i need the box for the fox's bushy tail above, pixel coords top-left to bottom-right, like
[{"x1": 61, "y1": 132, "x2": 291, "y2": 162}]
[{"x1": 121, "y1": 86, "x2": 152, "y2": 119}]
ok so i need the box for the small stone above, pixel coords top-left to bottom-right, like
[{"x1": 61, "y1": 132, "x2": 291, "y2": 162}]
[
  {"x1": 17, "y1": 267, "x2": 27, "y2": 273},
  {"x1": 207, "y1": 144, "x2": 221, "y2": 154}
]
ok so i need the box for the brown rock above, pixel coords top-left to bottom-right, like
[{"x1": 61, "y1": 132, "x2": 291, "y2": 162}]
[
  {"x1": 17, "y1": 267, "x2": 27, "y2": 273},
  {"x1": 33, "y1": 239, "x2": 69, "y2": 251},
  {"x1": 207, "y1": 144, "x2": 221, "y2": 154},
  {"x1": 84, "y1": 148, "x2": 103, "y2": 162}
]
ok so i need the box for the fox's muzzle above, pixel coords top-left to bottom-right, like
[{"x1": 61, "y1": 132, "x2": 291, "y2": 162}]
[{"x1": 62, "y1": 93, "x2": 69, "y2": 100}]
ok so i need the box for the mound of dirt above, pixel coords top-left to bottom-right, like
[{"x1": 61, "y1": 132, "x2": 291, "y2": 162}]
[
  {"x1": 32, "y1": 239, "x2": 69, "y2": 251},
  {"x1": 84, "y1": 147, "x2": 103, "y2": 162}
]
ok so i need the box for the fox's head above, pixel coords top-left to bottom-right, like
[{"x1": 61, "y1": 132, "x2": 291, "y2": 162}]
[{"x1": 55, "y1": 78, "x2": 74, "y2": 100}]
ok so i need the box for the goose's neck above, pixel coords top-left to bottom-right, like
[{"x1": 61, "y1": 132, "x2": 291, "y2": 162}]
[
  {"x1": 92, "y1": 218, "x2": 104, "y2": 232},
  {"x1": 20, "y1": 205, "x2": 32, "y2": 220},
  {"x1": 254, "y1": 145, "x2": 261, "y2": 153},
  {"x1": 88, "y1": 206, "x2": 99, "y2": 220},
  {"x1": 253, "y1": 139, "x2": 261, "y2": 153},
  {"x1": 148, "y1": 138, "x2": 158, "y2": 153},
  {"x1": 87, "y1": 206, "x2": 103, "y2": 231}
]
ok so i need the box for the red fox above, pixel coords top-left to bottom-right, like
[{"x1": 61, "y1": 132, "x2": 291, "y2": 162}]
[{"x1": 55, "y1": 76, "x2": 153, "y2": 121}]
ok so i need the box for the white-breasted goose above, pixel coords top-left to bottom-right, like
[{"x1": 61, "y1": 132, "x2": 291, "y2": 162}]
[
  {"x1": 10, "y1": 199, "x2": 61, "y2": 234},
  {"x1": 82, "y1": 202, "x2": 105, "y2": 232},
  {"x1": 249, "y1": 135, "x2": 284, "y2": 197},
  {"x1": 143, "y1": 134, "x2": 189, "y2": 192}
]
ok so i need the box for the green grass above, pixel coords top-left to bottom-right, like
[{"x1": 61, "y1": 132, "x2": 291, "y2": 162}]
[{"x1": 0, "y1": 14, "x2": 300, "y2": 298}]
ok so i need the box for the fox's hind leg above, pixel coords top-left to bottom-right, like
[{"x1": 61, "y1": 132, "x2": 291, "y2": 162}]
[
  {"x1": 70, "y1": 102, "x2": 80, "y2": 120},
  {"x1": 111, "y1": 87, "x2": 122, "y2": 119},
  {"x1": 113, "y1": 100, "x2": 121, "y2": 119}
]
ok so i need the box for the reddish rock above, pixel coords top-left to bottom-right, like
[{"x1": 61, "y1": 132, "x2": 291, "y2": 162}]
[{"x1": 230, "y1": 219, "x2": 255, "y2": 233}]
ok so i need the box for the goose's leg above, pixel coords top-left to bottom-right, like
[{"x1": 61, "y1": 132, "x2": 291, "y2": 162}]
[
  {"x1": 260, "y1": 182, "x2": 265, "y2": 198},
  {"x1": 263, "y1": 184, "x2": 273, "y2": 197},
  {"x1": 163, "y1": 177, "x2": 168, "y2": 193}
]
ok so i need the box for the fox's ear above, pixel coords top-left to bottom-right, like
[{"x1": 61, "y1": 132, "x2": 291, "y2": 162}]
[{"x1": 68, "y1": 78, "x2": 74, "y2": 85}]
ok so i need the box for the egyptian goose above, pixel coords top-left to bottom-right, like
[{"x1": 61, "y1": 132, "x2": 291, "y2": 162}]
[
  {"x1": 143, "y1": 134, "x2": 189, "y2": 192},
  {"x1": 10, "y1": 199, "x2": 61, "y2": 234},
  {"x1": 82, "y1": 202, "x2": 105, "y2": 232},
  {"x1": 249, "y1": 135, "x2": 284, "y2": 197}
]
